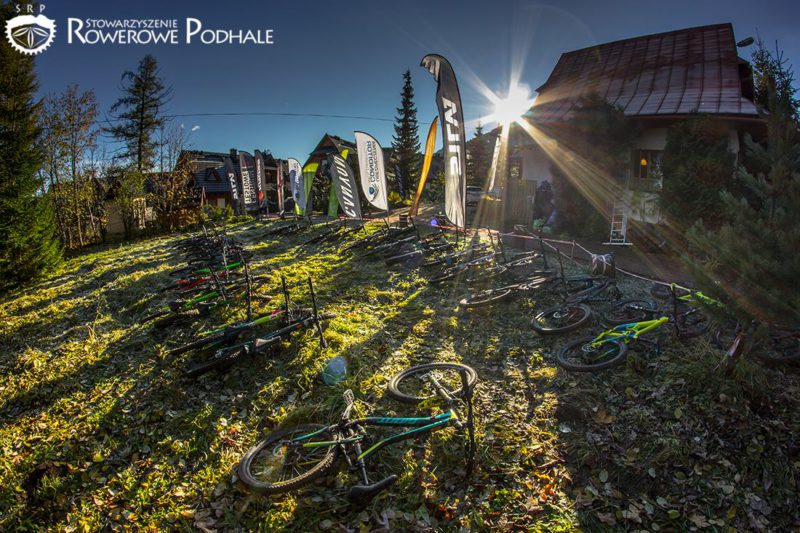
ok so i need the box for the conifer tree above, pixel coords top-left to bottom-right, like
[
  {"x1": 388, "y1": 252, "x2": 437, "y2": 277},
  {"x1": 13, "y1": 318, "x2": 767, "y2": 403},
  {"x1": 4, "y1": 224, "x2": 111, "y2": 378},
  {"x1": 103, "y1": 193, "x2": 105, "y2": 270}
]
[
  {"x1": 659, "y1": 116, "x2": 735, "y2": 231},
  {"x1": 391, "y1": 70, "x2": 420, "y2": 199},
  {"x1": 467, "y1": 122, "x2": 492, "y2": 187},
  {"x1": 107, "y1": 55, "x2": 171, "y2": 172},
  {"x1": 0, "y1": 3, "x2": 61, "y2": 290},
  {"x1": 688, "y1": 84, "x2": 800, "y2": 325}
]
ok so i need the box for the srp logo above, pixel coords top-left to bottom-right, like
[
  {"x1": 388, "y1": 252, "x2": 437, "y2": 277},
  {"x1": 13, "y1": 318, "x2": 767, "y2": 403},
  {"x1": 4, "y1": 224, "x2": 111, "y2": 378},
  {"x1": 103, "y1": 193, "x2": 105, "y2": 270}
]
[{"x1": 6, "y1": 4, "x2": 56, "y2": 55}]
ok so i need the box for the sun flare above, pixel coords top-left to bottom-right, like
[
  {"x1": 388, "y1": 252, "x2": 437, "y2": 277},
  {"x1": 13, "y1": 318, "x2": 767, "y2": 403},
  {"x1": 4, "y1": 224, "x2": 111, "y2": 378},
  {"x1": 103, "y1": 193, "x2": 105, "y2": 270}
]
[{"x1": 484, "y1": 84, "x2": 536, "y2": 126}]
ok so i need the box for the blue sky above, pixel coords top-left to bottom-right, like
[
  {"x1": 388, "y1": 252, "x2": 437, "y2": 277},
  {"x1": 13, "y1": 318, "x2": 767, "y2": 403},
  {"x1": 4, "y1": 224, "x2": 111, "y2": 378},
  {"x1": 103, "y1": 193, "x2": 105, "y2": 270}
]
[{"x1": 32, "y1": 0, "x2": 800, "y2": 161}]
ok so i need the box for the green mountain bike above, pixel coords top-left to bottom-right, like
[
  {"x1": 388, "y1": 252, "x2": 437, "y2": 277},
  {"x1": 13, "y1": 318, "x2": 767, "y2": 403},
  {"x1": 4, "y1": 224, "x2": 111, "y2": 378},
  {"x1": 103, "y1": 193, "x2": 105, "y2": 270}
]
[
  {"x1": 237, "y1": 362, "x2": 477, "y2": 506},
  {"x1": 556, "y1": 316, "x2": 669, "y2": 371}
]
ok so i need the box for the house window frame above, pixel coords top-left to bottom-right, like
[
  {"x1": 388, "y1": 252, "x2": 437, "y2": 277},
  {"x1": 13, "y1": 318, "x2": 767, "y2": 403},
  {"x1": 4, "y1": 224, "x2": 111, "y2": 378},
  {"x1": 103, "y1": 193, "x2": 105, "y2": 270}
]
[{"x1": 630, "y1": 149, "x2": 664, "y2": 193}]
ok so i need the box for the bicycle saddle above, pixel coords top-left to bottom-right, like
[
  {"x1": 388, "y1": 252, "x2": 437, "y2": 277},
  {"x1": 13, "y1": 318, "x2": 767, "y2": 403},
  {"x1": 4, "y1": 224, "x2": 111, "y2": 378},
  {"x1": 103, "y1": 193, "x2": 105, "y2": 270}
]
[{"x1": 347, "y1": 474, "x2": 398, "y2": 506}]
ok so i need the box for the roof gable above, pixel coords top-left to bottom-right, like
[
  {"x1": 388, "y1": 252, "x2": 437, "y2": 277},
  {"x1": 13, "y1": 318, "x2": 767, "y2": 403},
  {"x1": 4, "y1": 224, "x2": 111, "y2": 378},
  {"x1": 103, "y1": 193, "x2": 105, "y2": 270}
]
[{"x1": 532, "y1": 23, "x2": 758, "y2": 121}]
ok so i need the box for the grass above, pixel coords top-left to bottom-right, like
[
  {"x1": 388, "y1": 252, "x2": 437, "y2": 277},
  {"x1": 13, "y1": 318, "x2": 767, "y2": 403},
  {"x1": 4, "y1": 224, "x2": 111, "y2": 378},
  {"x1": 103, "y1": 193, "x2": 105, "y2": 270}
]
[{"x1": 1, "y1": 219, "x2": 798, "y2": 531}]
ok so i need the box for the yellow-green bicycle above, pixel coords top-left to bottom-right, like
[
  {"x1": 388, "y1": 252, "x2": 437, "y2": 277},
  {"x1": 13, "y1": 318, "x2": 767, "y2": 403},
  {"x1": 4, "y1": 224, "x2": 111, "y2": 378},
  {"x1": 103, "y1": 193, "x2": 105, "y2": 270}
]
[{"x1": 556, "y1": 316, "x2": 670, "y2": 371}]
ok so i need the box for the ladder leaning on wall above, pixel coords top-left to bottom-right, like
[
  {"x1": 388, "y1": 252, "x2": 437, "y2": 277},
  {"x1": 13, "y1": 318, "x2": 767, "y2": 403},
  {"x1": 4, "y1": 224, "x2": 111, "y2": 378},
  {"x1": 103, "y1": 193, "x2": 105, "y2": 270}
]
[{"x1": 604, "y1": 199, "x2": 632, "y2": 245}]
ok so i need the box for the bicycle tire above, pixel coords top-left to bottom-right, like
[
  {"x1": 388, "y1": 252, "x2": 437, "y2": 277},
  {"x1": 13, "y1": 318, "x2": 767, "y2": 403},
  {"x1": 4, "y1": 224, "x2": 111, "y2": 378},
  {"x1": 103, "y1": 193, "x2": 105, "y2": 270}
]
[
  {"x1": 752, "y1": 332, "x2": 800, "y2": 367},
  {"x1": 556, "y1": 336, "x2": 628, "y2": 372},
  {"x1": 387, "y1": 362, "x2": 478, "y2": 404},
  {"x1": 460, "y1": 287, "x2": 514, "y2": 309},
  {"x1": 385, "y1": 248, "x2": 423, "y2": 266},
  {"x1": 712, "y1": 320, "x2": 739, "y2": 350},
  {"x1": 466, "y1": 265, "x2": 508, "y2": 285},
  {"x1": 673, "y1": 303, "x2": 711, "y2": 339},
  {"x1": 238, "y1": 424, "x2": 339, "y2": 494},
  {"x1": 649, "y1": 283, "x2": 672, "y2": 300},
  {"x1": 531, "y1": 304, "x2": 592, "y2": 334},
  {"x1": 603, "y1": 298, "x2": 659, "y2": 325}
]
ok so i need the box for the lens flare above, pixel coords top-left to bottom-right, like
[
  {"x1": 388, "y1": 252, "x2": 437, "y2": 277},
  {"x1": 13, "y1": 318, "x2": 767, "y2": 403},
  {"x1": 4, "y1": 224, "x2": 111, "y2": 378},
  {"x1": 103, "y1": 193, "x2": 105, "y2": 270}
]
[{"x1": 483, "y1": 84, "x2": 536, "y2": 127}]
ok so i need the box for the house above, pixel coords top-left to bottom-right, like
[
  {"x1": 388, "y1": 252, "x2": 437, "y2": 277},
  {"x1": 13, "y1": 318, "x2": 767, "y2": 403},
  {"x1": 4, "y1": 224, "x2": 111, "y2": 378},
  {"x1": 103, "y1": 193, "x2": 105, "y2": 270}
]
[
  {"x1": 510, "y1": 22, "x2": 763, "y2": 242},
  {"x1": 180, "y1": 149, "x2": 287, "y2": 214},
  {"x1": 181, "y1": 149, "x2": 241, "y2": 211}
]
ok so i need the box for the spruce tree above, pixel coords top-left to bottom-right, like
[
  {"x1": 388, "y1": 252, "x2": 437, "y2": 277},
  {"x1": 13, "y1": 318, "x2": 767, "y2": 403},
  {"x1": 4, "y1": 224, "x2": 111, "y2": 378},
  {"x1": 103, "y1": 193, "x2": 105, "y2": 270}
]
[
  {"x1": 688, "y1": 83, "x2": 800, "y2": 325},
  {"x1": 391, "y1": 70, "x2": 420, "y2": 199},
  {"x1": 751, "y1": 38, "x2": 798, "y2": 119},
  {"x1": 547, "y1": 94, "x2": 637, "y2": 238},
  {"x1": 0, "y1": 3, "x2": 61, "y2": 290},
  {"x1": 659, "y1": 116, "x2": 735, "y2": 231},
  {"x1": 467, "y1": 122, "x2": 492, "y2": 187},
  {"x1": 107, "y1": 55, "x2": 171, "y2": 172}
]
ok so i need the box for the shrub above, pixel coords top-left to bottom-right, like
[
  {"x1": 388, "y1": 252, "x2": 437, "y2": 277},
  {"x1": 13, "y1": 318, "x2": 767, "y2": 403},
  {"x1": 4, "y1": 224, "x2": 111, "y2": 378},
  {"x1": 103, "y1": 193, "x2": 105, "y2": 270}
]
[{"x1": 659, "y1": 116, "x2": 735, "y2": 230}]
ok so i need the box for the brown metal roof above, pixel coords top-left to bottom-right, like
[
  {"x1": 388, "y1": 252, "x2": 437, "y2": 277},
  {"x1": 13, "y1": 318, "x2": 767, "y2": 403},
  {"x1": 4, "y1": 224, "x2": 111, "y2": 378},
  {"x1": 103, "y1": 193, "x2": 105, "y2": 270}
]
[{"x1": 531, "y1": 23, "x2": 758, "y2": 122}]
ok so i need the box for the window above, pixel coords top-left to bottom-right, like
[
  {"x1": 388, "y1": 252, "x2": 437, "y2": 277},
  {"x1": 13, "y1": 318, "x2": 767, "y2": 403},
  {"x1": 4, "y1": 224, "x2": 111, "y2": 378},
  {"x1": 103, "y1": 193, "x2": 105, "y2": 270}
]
[{"x1": 630, "y1": 150, "x2": 663, "y2": 192}]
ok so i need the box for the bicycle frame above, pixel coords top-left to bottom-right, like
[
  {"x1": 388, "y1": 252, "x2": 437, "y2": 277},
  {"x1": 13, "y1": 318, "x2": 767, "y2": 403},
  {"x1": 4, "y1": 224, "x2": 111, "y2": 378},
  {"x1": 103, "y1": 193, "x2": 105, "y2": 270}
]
[
  {"x1": 590, "y1": 316, "x2": 669, "y2": 348},
  {"x1": 670, "y1": 283, "x2": 723, "y2": 308},
  {"x1": 293, "y1": 411, "x2": 458, "y2": 462}
]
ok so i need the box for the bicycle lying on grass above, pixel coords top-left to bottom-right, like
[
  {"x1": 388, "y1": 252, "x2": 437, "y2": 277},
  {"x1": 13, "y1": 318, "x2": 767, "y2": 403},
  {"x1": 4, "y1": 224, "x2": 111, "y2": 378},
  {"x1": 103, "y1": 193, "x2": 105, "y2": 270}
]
[
  {"x1": 184, "y1": 277, "x2": 333, "y2": 377},
  {"x1": 714, "y1": 321, "x2": 800, "y2": 368},
  {"x1": 555, "y1": 316, "x2": 669, "y2": 371},
  {"x1": 606, "y1": 283, "x2": 718, "y2": 340},
  {"x1": 237, "y1": 362, "x2": 476, "y2": 506},
  {"x1": 167, "y1": 276, "x2": 300, "y2": 356}
]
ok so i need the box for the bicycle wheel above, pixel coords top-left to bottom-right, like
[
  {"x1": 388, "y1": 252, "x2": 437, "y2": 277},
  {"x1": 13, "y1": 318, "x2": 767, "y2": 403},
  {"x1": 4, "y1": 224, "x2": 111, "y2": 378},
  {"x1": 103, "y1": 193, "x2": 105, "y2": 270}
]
[
  {"x1": 387, "y1": 362, "x2": 478, "y2": 404},
  {"x1": 460, "y1": 287, "x2": 514, "y2": 309},
  {"x1": 603, "y1": 298, "x2": 658, "y2": 325},
  {"x1": 673, "y1": 303, "x2": 711, "y2": 339},
  {"x1": 238, "y1": 424, "x2": 339, "y2": 494},
  {"x1": 556, "y1": 336, "x2": 628, "y2": 372},
  {"x1": 752, "y1": 331, "x2": 800, "y2": 367},
  {"x1": 505, "y1": 254, "x2": 540, "y2": 269},
  {"x1": 531, "y1": 304, "x2": 592, "y2": 334},
  {"x1": 649, "y1": 283, "x2": 672, "y2": 300}
]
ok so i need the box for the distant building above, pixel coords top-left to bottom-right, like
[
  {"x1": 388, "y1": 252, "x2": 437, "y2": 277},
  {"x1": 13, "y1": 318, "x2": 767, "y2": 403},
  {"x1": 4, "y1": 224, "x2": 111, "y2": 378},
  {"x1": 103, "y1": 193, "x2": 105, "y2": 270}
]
[{"x1": 180, "y1": 148, "x2": 285, "y2": 213}]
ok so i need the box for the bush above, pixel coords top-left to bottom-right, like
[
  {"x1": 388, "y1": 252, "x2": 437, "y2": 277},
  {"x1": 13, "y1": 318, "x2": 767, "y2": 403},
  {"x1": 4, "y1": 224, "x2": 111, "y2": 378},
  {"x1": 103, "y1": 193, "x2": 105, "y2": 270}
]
[
  {"x1": 659, "y1": 116, "x2": 735, "y2": 230},
  {"x1": 687, "y1": 88, "x2": 800, "y2": 325},
  {"x1": 546, "y1": 94, "x2": 638, "y2": 239}
]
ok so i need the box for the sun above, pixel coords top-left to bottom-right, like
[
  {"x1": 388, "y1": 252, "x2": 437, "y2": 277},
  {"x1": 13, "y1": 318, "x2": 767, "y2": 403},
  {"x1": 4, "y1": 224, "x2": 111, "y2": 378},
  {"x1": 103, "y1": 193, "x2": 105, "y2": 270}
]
[{"x1": 485, "y1": 84, "x2": 536, "y2": 126}]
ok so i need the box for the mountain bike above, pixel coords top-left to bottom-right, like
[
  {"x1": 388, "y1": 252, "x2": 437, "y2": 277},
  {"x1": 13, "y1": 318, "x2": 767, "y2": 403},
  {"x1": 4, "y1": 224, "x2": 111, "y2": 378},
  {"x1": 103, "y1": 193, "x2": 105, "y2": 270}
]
[
  {"x1": 606, "y1": 283, "x2": 718, "y2": 339},
  {"x1": 184, "y1": 277, "x2": 331, "y2": 377},
  {"x1": 167, "y1": 276, "x2": 301, "y2": 356},
  {"x1": 556, "y1": 316, "x2": 669, "y2": 371},
  {"x1": 714, "y1": 320, "x2": 800, "y2": 368},
  {"x1": 529, "y1": 251, "x2": 620, "y2": 334},
  {"x1": 237, "y1": 362, "x2": 477, "y2": 506}
]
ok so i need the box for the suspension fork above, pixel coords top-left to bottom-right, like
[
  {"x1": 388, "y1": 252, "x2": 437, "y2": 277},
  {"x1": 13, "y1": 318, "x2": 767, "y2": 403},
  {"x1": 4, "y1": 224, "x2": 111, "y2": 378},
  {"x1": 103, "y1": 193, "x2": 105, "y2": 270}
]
[
  {"x1": 241, "y1": 252, "x2": 253, "y2": 321},
  {"x1": 459, "y1": 368, "x2": 476, "y2": 478},
  {"x1": 348, "y1": 424, "x2": 370, "y2": 486}
]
